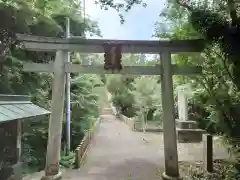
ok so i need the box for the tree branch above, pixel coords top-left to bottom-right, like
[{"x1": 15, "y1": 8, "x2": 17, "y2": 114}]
[
  {"x1": 175, "y1": 0, "x2": 193, "y2": 11},
  {"x1": 227, "y1": 0, "x2": 238, "y2": 25}
]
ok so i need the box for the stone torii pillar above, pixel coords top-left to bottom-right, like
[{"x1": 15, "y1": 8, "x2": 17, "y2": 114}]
[
  {"x1": 41, "y1": 51, "x2": 67, "y2": 180},
  {"x1": 160, "y1": 52, "x2": 181, "y2": 180}
]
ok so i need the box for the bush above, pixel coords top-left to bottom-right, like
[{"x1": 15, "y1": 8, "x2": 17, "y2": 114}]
[
  {"x1": 107, "y1": 75, "x2": 136, "y2": 117},
  {"x1": 107, "y1": 75, "x2": 164, "y2": 130},
  {"x1": 130, "y1": 77, "x2": 163, "y2": 130},
  {"x1": 186, "y1": 160, "x2": 240, "y2": 180}
]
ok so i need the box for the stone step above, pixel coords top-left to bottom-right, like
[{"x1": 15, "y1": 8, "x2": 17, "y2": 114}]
[
  {"x1": 176, "y1": 128, "x2": 205, "y2": 143},
  {"x1": 105, "y1": 103, "x2": 111, "y2": 108},
  {"x1": 102, "y1": 108, "x2": 113, "y2": 114},
  {"x1": 176, "y1": 119, "x2": 198, "y2": 129}
]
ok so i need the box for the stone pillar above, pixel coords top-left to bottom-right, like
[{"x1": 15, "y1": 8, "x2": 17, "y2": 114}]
[
  {"x1": 176, "y1": 85, "x2": 205, "y2": 143},
  {"x1": 160, "y1": 52, "x2": 181, "y2": 180},
  {"x1": 41, "y1": 51, "x2": 67, "y2": 180},
  {"x1": 177, "y1": 88, "x2": 188, "y2": 121}
]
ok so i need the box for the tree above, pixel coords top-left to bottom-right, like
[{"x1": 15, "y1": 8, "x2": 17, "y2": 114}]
[
  {"x1": 0, "y1": 0, "x2": 104, "y2": 173},
  {"x1": 106, "y1": 54, "x2": 151, "y2": 117},
  {"x1": 131, "y1": 77, "x2": 162, "y2": 132},
  {"x1": 154, "y1": 0, "x2": 240, "y2": 176}
]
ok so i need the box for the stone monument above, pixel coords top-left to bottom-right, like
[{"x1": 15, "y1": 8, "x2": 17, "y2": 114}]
[{"x1": 176, "y1": 85, "x2": 205, "y2": 143}]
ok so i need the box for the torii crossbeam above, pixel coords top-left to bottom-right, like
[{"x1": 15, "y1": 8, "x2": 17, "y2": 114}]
[
  {"x1": 17, "y1": 34, "x2": 204, "y2": 180},
  {"x1": 16, "y1": 33, "x2": 204, "y2": 53}
]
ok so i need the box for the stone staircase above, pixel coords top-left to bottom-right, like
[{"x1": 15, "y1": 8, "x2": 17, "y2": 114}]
[
  {"x1": 102, "y1": 107, "x2": 113, "y2": 115},
  {"x1": 101, "y1": 99, "x2": 114, "y2": 115}
]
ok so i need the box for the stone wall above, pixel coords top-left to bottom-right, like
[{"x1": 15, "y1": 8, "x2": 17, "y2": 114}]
[
  {"x1": 119, "y1": 114, "x2": 163, "y2": 132},
  {"x1": 119, "y1": 114, "x2": 135, "y2": 130},
  {"x1": 75, "y1": 118, "x2": 101, "y2": 168}
]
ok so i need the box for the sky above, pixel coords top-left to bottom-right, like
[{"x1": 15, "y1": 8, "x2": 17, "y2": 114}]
[{"x1": 85, "y1": 0, "x2": 166, "y2": 40}]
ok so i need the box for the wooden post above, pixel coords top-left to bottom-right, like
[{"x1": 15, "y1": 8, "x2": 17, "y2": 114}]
[
  {"x1": 17, "y1": 120, "x2": 21, "y2": 162},
  {"x1": 160, "y1": 52, "x2": 181, "y2": 179},
  {"x1": 203, "y1": 134, "x2": 213, "y2": 172},
  {"x1": 41, "y1": 51, "x2": 66, "y2": 180},
  {"x1": 75, "y1": 147, "x2": 80, "y2": 168}
]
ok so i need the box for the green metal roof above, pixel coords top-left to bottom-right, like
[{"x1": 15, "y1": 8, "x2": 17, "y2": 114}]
[{"x1": 0, "y1": 94, "x2": 51, "y2": 123}]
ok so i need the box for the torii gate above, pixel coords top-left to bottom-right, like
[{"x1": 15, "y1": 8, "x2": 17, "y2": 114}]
[{"x1": 17, "y1": 34, "x2": 204, "y2": 180}]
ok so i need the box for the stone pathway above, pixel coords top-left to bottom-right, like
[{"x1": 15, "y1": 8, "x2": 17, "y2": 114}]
[
  {"x1": 62, "y1": 114, "x2": 229, "y2": 180},
  {"x1": 63, "y1": 114, "x2": 166, "y2": 180},
  {"x1": 24, "y1": 110, "x2": 229, "y2": 180}
]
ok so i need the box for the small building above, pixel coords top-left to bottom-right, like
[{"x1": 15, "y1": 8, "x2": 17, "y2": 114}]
[{"x1": 0, "y1": 94, "x2": 51, "y2": 180}]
